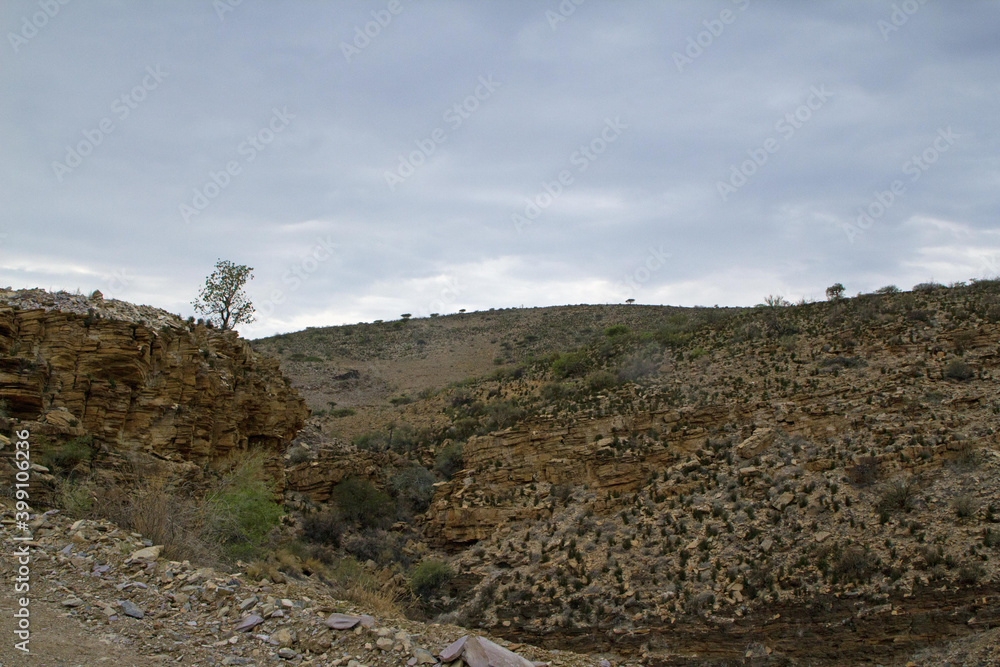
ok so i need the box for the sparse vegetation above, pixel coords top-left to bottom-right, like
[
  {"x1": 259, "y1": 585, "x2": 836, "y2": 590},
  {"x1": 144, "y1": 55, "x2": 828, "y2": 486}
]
[{"x1": 410, "y1": 559, "x2": 454, "y2": 600}]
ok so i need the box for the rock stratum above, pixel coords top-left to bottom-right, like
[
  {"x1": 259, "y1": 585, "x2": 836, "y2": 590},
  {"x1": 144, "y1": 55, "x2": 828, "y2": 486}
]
[{"x1": 0, "y1": 288, "x2": 307, "y2": 490}]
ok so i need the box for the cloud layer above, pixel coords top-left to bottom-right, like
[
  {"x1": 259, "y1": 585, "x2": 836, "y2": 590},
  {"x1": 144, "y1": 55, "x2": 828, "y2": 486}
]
[{"x1": 2, "y1": 0, "x2": 999, "y2": 336}]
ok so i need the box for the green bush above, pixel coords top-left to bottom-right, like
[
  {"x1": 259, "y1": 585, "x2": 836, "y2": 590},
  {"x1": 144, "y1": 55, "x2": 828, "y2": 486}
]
[
  {"x1": 551, "y1": 350, "x2": 589, "y2": 378},
  {"x1": 656, "y1": 328, "x2": 692, "y2": 349},
  {"x1": 540, "y1": 381, "x2": 574, "y2": 401},
  {"x1": 301, "y1": 509, "x2": 347, "y2": 547},
  {"x1": 344, "y1": 528, "x2": 410, "y2": 566},
  {"x1": 410, "y1": 559, "x2": 454, "y2": 600},
  {"x1": 484, "y1": 400, "x2": 525, "y2": 430},
  {"x1": 833, "y1": 547, "x2": 877, "y2": 583},
  {"x1": 586, "y1": 370, "x2": 618, "y2": 392},
  {"x1": 604, "y1": 324, "x2": 629, "y2": 337},
  {"x1": 389, "y1": 464, "x2": 436, "y2": 513},
  {"x1": 41, "y1": 435, "x2": 95, "y2": 474},
  {"x1": 206, "y1": 454, "x2": 284, "y2": 563},
  {"x1": 331, "y1": 476, "x2": 394, "y2": 529},
  {"x1": 877, "y1": 478, "x2": 918, "y2": 513},
  {"x1": 944, "y1": 361, "x2": 975, "y2": 381},
  {"x1": 434, "y1": 443, "x2": 463, "y2": 480},
  {"x1": 353, "y1": 431, "x2": 390, "y2": 451},
  {"x1": 330, "y1": 408, "x2": 356, "y2": 418}
]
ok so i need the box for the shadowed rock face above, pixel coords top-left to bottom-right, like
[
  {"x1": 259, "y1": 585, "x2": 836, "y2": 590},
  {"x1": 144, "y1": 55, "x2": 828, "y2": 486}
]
[{"x1": 0, "y1": 303, "x2": 307, "y2": 488}]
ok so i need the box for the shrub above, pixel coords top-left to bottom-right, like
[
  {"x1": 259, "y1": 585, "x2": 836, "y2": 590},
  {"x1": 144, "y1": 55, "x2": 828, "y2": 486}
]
[
  {"x1": 944, "y1": 361, "x2": 975, "y2": 381},
  {"x1": 920, "y1": 545, "x2": 945, "y2": 569},
  {"x1": 353, "y1": 431, "x2": 390, "y2": 451},
  {"x1": 957, "y1": 563, "x2": 985, "y2": 585},
  {"x1": 540, "y1": 381, "x2": 574, "y2": 401},
  {"x1": 287, "y1": 446, "x2": 311, "y2": 464},
  {"x1": 586, "y1": 370, "x2": 618, "y2": 392},
  {"x1": 343, "y1": 528, "x2": 409, "y2": 566},
  {"x1": 818, "y1": 356, "x2": 864, "y2": 370},
  {"x1": 389, "y1": 464, "x2": 436, "y2": 513},
  {"x1": 410, "y1": 559, "x2": 454, "y2": 600},
  {"x1": 874, "y1": 285, "x2": 900, "y2": 294},
  {"x1": 952, "y1": 494, "x2": 977, "y2": 520},
  {"x1": 434, "y1": 443, "x2": 463, "y2": 480},
  {"x1": 847, "y1": 456, "x2": 879, "y2": 486},
  {"x1": 833, "y1": 547, "x2": 877, "y2": 583},
  {"x1": 616, "y1": 352, "x2": 658, "y2": 382},
  {"x1": 825, "y1": 283, "x2": 845, "y2": 300},
  {"x1": 331, "y1": 477, "x2": 393, "y2": 530},
  {"x1": 656, "y1": 328, "x2": 692, "y2": 349},
  {"x1": 877, "y1": 478, "x2": 919, "y2": 513},
  {"x1": 484, "y1": 400, "x2": 525, "y2": 430},
  {"x1": 604, "y1": 324, "x2": 629, "y2": 337},
  {"x1": 984, "y1": 528, "x2": 1000, "y2": 549},
  {"x1": 41, "y1": 435, "x2": 95, "y2": 475},
  {"x1": 205, "y1": 453, "x2": 284, "y2": 563},
  {"x1": 301, "y1": 509, "x2": 347, "y2": 547},
  {"x1": 551, "y1": 350, "x2": 589, "y2": 378},
  {"x1": 913, "y1": 282, "x2": 945, "y2": 292},
  {"x1": 447, "y1": 417, "x2": 480, "y2": 441},
  {"x1": 330, "y1": 408, "x2": 356, "y2": 418}
]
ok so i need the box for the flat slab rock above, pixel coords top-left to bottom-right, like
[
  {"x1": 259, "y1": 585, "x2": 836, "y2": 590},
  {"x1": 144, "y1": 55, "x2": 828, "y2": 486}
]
[
  {"x1": 233, "y1": 614, "x2": 265, "y2": 632},
  {"x1": 324, "y1": 613, "x2": 376, "y2": 630},
  {"x1": 118, "y1": 600, "x2": 144, "y2": 619},
  {"x1": 439, "y1": 635, "x2": 537, "y2": 667}
]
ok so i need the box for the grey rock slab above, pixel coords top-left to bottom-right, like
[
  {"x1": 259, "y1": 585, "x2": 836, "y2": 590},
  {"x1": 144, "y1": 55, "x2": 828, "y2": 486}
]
[
  {"x1": 233, "y1": 614, "x2": 265, "y2": 632},
  {"x1": 119, "y1": 600, "x2": 144, "y2": 619},
  {"x1": 324, "y1": 613, "x2": 361, "y2": 630}
]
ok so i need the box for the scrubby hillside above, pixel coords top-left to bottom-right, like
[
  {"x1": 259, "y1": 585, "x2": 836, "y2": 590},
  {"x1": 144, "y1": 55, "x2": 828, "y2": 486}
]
[{"x1": 257, "y1": 283, "x2": 1000, "y2": 665}]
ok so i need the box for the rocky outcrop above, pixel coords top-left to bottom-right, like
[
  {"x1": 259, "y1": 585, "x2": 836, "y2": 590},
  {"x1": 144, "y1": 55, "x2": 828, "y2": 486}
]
[
  {"x1": 0, "y1": 292, "x2": 307, "y2": 490},
  {"x1": 425, "y1": 404, "x2": 753, "y2": 544}
]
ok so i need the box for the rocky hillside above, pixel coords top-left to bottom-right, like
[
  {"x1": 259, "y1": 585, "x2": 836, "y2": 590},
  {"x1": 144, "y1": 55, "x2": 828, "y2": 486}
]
[
  {"x1": 257, "y1": 282, "x2": 1000, "y2": 665},
  {"x1": 0, "y1": 501, "x2": 599, "y2": 667},
  {"x1": 0, "y1": 288, "x2": 307, "y2": 494}
]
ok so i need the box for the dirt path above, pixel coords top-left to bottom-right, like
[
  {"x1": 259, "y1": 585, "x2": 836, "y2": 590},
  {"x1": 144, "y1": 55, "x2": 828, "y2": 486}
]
[{"x1": 0, "y1": 564, "x2": 165, "y2": 667}]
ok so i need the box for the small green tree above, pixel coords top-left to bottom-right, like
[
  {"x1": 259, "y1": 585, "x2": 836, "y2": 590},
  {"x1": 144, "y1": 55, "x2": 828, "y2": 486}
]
[
  {"x1": 193, "y1": 260, "x2": 255, "y2": 330},
  {"x1": 825, "y1": 283, "x2": 845, "y2": 300},
  {"x1": 410, "y1": 559, "x2": 454, "y2": 600}
]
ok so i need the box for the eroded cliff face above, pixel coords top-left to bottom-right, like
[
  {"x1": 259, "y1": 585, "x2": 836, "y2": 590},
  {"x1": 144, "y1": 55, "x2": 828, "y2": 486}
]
[
  {"x1": 0, "y1": 294, "x2": 306, "y2": 489},
  {"x1": 424, "y1": 404, "x2": 756, "y2": 544}
]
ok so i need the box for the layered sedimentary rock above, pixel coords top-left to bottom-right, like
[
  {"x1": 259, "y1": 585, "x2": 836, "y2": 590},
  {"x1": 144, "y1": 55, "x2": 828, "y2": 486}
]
[
  {"x1": 424, "y1": 404, "x2": 755, "y2": 544},
  {"x1": 0, "y1": 295, "x2": 306, "y2": 489}
]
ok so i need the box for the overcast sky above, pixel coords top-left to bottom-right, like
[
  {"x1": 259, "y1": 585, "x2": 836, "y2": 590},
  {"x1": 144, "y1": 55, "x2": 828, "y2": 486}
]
[{"x1": 2, "y1": 1, "x2": 999, "y2": 337}]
